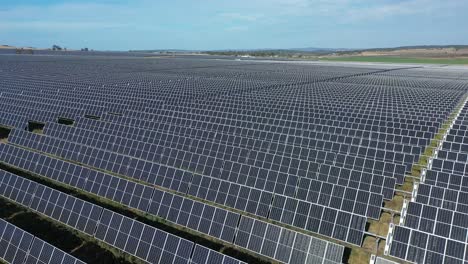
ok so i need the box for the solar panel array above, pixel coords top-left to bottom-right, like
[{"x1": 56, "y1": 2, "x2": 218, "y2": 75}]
[
  {"x1": 0, "y1": 218, "x2": 86, "y2": 264},
  {"x1": 386, "y1": 76, "x2": 468, "y2": 263},
  {"x1": 0, "y1": 168, "x2": 246, "y2": 264},
  {"x1": 1, "y1": 54, "x2": 468, "y2": 263},
  {"x1": 0, "y1": 139, "x2": 343, "y2": 263}
]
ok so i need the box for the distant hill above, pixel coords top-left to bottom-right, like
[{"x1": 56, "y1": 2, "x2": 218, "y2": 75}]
[
  {"x1": 131, "y1": 46, "x2": 468, "y2": 54},
  {"x1": 5, "y1": 44, "x2": 468, "y2": 59},
  {"x1": 199, "y1": 45, "x2": 468, "y2": 59},
  {"x1": 1, "y1": 44, "x2": 42, "y2": 50},
  {"x1": 330, "y1": 45, "x2": 468, "y2": 59},
  {"x1": 0, "y1": 45, "x2": 16, "y2": 49},
  {"x1": 129, "y1": 49, "x2": 200, "y2": 53},
  {"x1": 290, "y1": 47, "x2": 351, "y2": 52},
  {"x1": 351, "y1": 45, "x2": 468, "y2": 53},
  {"x1": 129, "y1": 47, "x2": 349, "y2": 54}
]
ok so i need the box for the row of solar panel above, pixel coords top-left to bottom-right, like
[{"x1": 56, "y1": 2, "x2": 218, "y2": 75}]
[
  {"x1": 431, "y1": 158, "x2": 468, "y2": 175},
  {"x1": 0, "y1": 80, "x2": 236, "y2": 111},
  {"x1": 44, "y1": 119, "x2": 405, "y2": 182},
  {"x1": 125, "y1": 103, "x2": 440, "y2": 133},
  {"x1": 145, "y1": 104, "x2": 437, "y2": 141},
  {"x1": 65, "y1": 118, "x2": 408, "y2": 184},
  {"x1": 0, "y1": 77, "x2": 301, "y2": 118},
  {"x1": 235, "y1": 216, "x2": 344, "y2": 264},
  {"x1": 403, "y1": 201, "x2": 468, "y2": 242},
  {"x1": 100, "y1": 112, "x2": 420, "y2": 172},
  {"x1": 32, "y1": 125, "x2": 397, "y2": 200},
  {"x1": 0, "y1": 142, "x2": 366, "y2": 247},
  {"x1": 0, "y1": 218, "x2": 86, "y2": 264},
  {"x1": 415, "y1": 182, "x2": 468, "y2": 215},
  {"x1": 0, "y1": 65, "x2": 380, "y2": 87},
  {"x1": 0, "y1": 103, "x2": 412, "y2": 200},
  {"x1": 0, "y1": 66, "x2": 436, "y2": 98},
  {"x1": 330, "y1": 74, "x2": 468, "y2": 89},
  {"x1": 121, "y1": 109, "x2": 434, "y2": 146},
  {"x1": 0, "y1": 104, "x2": 408, "y2": 195},
  {"x1": 0, "y1": 144, "x2": 346, "y2": 263},
  {"x1": 102, "y1": 108, "x2": 426, "y2": 157},
  {"x1": 164, "y1": 98, "x2": 448, "y2": 126},
  {"x1": 123, "y1": 103, "x2": 437, "y2": 138},
  {"x1": 11, "y1": 84, "x2": 434, "y2": 138},
  {"x1": 0, "y1": 103, "x2": 56, "y2": 125},
  {"x1": 0, "y1": 104, "x2": 52, "y2": 126},
  {"x1": 389, "y1": 225, "x2": 467, "y2": 264},
  {"x1": 3, "y1": 59, "x2": 461, "y2": 95},
  {"x1": 176, "y1": 90, "x2": 452, "y2": 117},
  {"x1": 8, "y1": 129, "x2": 385, "y2": 220},
  {"x1": 454, "y1": 115, "x2": 468, "y2": 123},
  {"x1": 0, "y1": 74, "x2": 210, "y2": 102},
  {"x1": 437, "y1": 149, "x2": 468, "y2": 163},
  {"x1": 441, "y1": 141, "x2": 468, "y2": 154},
  {"x1": 387, "y1": 97, "x2": 468, "y2": 264},
  {"x1": 0, "y1": 83, "x2": 458, "y2": 135},
  {"x1": 1, "y1": 94, "x2": 426, "y2": 169},
  {"x1": 0, "y1": 81, "x2": 157, "y2": 112},
  {"x1": 449, "y1": 122, "x2": 468, "y2": 133},
  {"x1": 5, "y1": 59, "x2": 462, "y2": 111},
  {"x1": 1, "y1": 93, "x2": 103, "y2": 120},
  {"x1": 423, "y1": 169, "x2": 468, "y2": 193},
  {"x1": 0, "y1": 169, "x2": 246, "y2": 264},
  {"x1": 174, "y1": 84, "x2": 447, "y2": 105},
  {"x1": 0, "y1": 69, "x2": 283, "y2": 100},
  {"x1": 0, "y1": 112, "x2": 27, "y2": 130}
]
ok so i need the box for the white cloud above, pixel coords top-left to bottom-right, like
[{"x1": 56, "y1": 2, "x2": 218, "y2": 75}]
[
  {"x1": 225, "y1": 26, "x2": 249, "y2": 32},
  {"x1": 345, "y1": 0, "x2": 468, "y2": 21},
  {"x1": 219, "y1": 12, "x2": 264, "y2": 22},
  {"x1": 0, "y1": 2, "x2": 137, "y2": 32},
  {"x1": 216, "y1": 0, "x2": 468, "y2": 22},
  {"x1": 1, "y1": 0, "x2": 465, "y2": 33},
  {"x1": 0, "y1": 21, "x2": 128, "y2": 30}
]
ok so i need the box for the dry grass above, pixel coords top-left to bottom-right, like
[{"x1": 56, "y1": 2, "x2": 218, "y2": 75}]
[
  {"x1": 377, "y1": 239, "x2": 386, "y2": 256},
  {"x1": 399, "y1": 180, "x2": 414, "y2": 193},
  {"x1": 384, "y1": 195, "x2": 404, "y2": 212},
  {"x1": 348, "y1": 237, "x2": 374, "y2": 263},
  {"x1": 368, "y1": 212, "x2": 393, "y2": 237}
]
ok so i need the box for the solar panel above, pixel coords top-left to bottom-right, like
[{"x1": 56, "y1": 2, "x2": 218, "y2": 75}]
[
  {"x1": 0, "y1": 169, "x2": 246, "y2": 264},
  {"x1": 0, "y1": 161, "x2": 345, "y2": 263},
  {"x1": 0, "y1": 142, "x2": 368, "y2": 246},
  {"x1": 10, "y1": 126, "x2": 396, "y2": 201},
  {"x1": 2, "y1": 55, "x2": 468, "y2": 264},
  {"x1": 0, "y1": 218, "x2": 86, "y2": 264},
  {"x1": 190, "y1": 245, "x2": 246, "y2": 264},
  {"x1": 387, "y1": 94, "x2": 468, "y2": 264},
  {"x1": 235, "y1": 216, "x2": 344, "y2": 263},
  {"x1": 388, "y1": 225, "x2": 466, "y2": 263}
]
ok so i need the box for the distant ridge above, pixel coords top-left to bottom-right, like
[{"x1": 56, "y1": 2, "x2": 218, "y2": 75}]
[
  {"x1": 356, "y1": 45, "x2": 468, "y2": 52},
  {"x1": 129, "y1": 45, "x2": 468, "y2": 54}
]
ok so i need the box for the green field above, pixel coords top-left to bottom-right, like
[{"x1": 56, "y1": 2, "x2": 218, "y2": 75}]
[{"x1": 319, "y1": 56, "x2": 468, "y2": 65}]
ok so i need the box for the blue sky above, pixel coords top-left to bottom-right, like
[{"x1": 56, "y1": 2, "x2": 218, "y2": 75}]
[{"x1": 1, "y1": 0, "x2": 468, "y2": 51}]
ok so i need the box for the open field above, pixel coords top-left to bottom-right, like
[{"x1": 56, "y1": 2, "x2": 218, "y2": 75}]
[
  {"x1": 319, "y1": 56, "x2": 468, "y2": 65},
  {"x1": 0, "y1": 53, "x2": 468, "y2": 264},
  {"x1": 199, "y1": 45, "x2": 468, "y2": 64}
]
